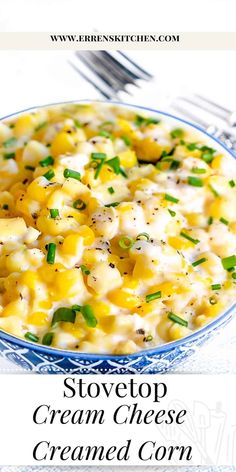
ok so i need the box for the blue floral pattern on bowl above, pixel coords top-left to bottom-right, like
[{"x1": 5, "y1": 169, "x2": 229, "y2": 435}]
[{"x1": 0, "y1": 100, "x2": 235, "y2": 374}]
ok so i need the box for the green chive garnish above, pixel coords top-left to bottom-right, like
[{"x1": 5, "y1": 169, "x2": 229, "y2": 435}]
[
  {"x1": 192, "y1": 257, "x2": 207, "y2": 267},
  {"x1": 2, "y1": 204, "x2": 8, "y2": 210},
  {"x1": 136, "y1": 232, "x2": 150, "y2": 241},
  {"x1": 168, "y1": 209, "x2": 176, "y2": 217},
  {"x1": 188, "y1": 176, "x2": 203, "y2": 187},
  {"x1": 164, "y1": 193, "x2": 179, "y2": 203},
  {"x1": 119, "y1": 236, "x2": 134, "y2": 249},
  {"x1": 51, "y1": 307, "x2": 76, "y2": 326},
  {"x1": 208, "y1": 216, "x2": 213, "y2": 225},
  {"x1": 202, "y1": 153, "x2": 214, "y2": 163},
  {"x1": 186, "y1": 142, "x2": 198, "y2": 151},
  {"x1": 91, "y1": 152, "x2": 107, "y2": 160},
  {"x1": 211, "y1": 284, "x2": 221, "y2": 290},
  {"x1": 3, "y1": 152, "x2": 15, "y2": 160},
  {"x1": 42, "y1": 332, "x2": 54, "y2": 346},
  {"x1": 121, "y1": 135, "x2": 131, "y2": 146},
  {"x1": 170, "y1": 160, "x2": 180, "y2": 170},
  {"x1": 80, "y1": 265, "x2": 90, "y2": 275},
  {"x1": 168, "y1": 312, "x2": 188, "y2": 327},
  {"x1": 191, "y1": 167, "x2": 206, "y2": 174},
  {"x1": 35, "y1": 121, "x2": 47, "y2": 132},
  {"x1": 25, "y1": 332, "x2": 39, "y2": 343},
  {"x1": 208, "y1": 184, "x2": 219, "y2": 197},
  {"x1": 99, "y1": 130, "x2": 112, "y2": 139},
  {"x1": 146, "y1": 291, "x2": 161, "y2": 303},
  {"x1": 104, "y1": 202, "x2": 120, "y2": 207},
  {"x1": 144, "y1": 334, "x2": 153, "y2": 342},
  {"x1": 25, "y1": 165, "x2": 35, "y2": 171},
  {"x1": 229, "y1": 180, "x2": 235, "y2": 188},
  {"x1": 222, "y1": 255, "x2": 236, "y2": 270},
  {"x1": 43, "y1": 169, "x2": 55, "y2": 181},
  {"x1": 73, "y1": 199, "x2": 86, "y2": 210},
  {"x1": 64, "y1": 168, "x2": 81, "y2": 180},
  {"x1": 108, "y1": 186, "x2": 115, "y2": 194},
  {"x1": 46, "y1": 243, "x2": 56, "y2": 264},
  {"x1": 106, "y1": 156, "x2": 120, "y2": 174},
  {"x1": 170, "y1": 128, "x2": 184, "y2": 138},
  {"x1": 219, "y1": 217, "x2": 229, "y2": 225},
  {"x1": 81, "y1": 304, "x2": 97, "y2": 328},
  {"x1": 50, "y1": 209, "x2": 59, "y2": 218},
  {"x1": 180, "y1": 231, "x2": 200, "y2": 245},
  {"x1": 232, "y1": 272, "x2": 236, "y2": 280},
  {"x1": 3, "y1": 136, "x2": 17, "y2": 148},
  {"x1": 74, "y1": 119, "x2": 82, "y2": 128},
  {"x1": 39, "y1": 156, "x2": 54, "y2": 167}
]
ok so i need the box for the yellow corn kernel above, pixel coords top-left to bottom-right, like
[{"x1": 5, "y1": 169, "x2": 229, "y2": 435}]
[
  {"x1": 27, "y1": 177, "x2": 55, "y2": 203},
  {"x1": 99, "y1": 165, "x2": 117, "y2": 183},
  {"x1": 14, "y1": 114, "x2": 36, "y2": 137},
  {"x1": 38, "y1": 300, "x2": 52, "y2": 310},
  {"x1": 133, "y1": 260, "x2": 155, "y2": 279},
  {"x1": 117, "y1": 118, "x2": 134, "y2": 134},
  {"x1": 54, "y1": 269, "x2": 84, "y2": 299},
  {"x1": 168, "y1": 235, "x2": 193, "y2": 250},
  {"x1": 36, "y1": 215, "x2": 79, "y2": 236},
  {"x1": 108, "y1": 288, "x2": 141, "y2": 310},
  {"x1": 194, "y1": 314, "x2": 208, "y2": 327},
  {"x1": 38, "y1": 263, "x2": 65, "y2": 284},
  {"x1": 209, "y1": 198, "x2": 235, "y2": 222},
  {"x1": 114, "y1": 340, "x2": 138, "y2": 355},
  {"x1": 76, "y1": 225, "x2": 95, "y2": 245},
  {"x1": 122, "y1": 276, "x2": 139, "y2": 290},
  {"x1": 151, "y1": 281, "x2": 174, "y2": 297},
  {"x1": 99, "y1": 315, "x2": 116, "y2": 333},
  {"x1": 134, "y1": 137, "x2": 168, "y2": 162},
  {"x1": 61, "y1": 322, "x2": 85, "y2": 338},
  {"x1": 136, "y1": 300, "x2": 161, "y2": 317},
  {"x1": 89, "y1": 300, "x2": 111, "y2": 318},
  {"x1": 118, "y1": 150, "x2": 137, "y2": 168},
  {"x1": 62, "y1": 233, "x2": 83, "y2": 256},
  {"x1": 0, "y1": 217, "x2": 27, "y2": 242},
  {"x1": 211, "y1": 155, "x2": 224, "y2": 170},
  {"x1": 204, "y1": 301, "x2": 223, "y2": 318},
  {"x1": 168, "y1": 324, "x2": 189, "y2": 341},
  {"x1": 185, "y1": 213, "x2": 206, "y2": 226},
  {"x1": 118, "y1": 203, "x2": 133, "y2": 213},
  {"x1": 20, "y1": 270, "x2": 40, "y2": 290},
  {"x1": 129, "y1": 178, "x2": 153, "y2": 193},
  {"x1": 82, "y1": 248, "x2": 104, "y2": 265},
  {"x1": 2, "y1": 299, "x2": 27, "y2": 318},
  {"x1": 47, "y1": 189, "x2": 66, "y2": 209},
  {"x1": 87, "y1": 197, "x2": 100, "y2": 213},
  {"x1": 27, "y1": 311, "x2": 49, "y2": 326},
  {"x1": 51, "y1": 131, "x2": 75, "y2": 156}
]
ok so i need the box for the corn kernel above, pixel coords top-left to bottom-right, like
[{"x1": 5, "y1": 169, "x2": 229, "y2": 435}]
[
  {"x1": 76, "y1": 225, "x2": 95, "y2": 245},
  {"x1": 108, "y1": 288, "x2": 141, "y2": 309},
  {"x1": 14, "y1": 114, "x2": 36, "y2": 137},
  {"x1": 27, "y1": 311, "x2": 49, "y2": 326},
  {"x1": 62, "y1": 233, "x2": 83, "y2": 256},
  {"x1": 118, "y1": 150, "x2": 137, "y2": 168},
  {"x1": 51, "y1": 131, "x2": 75, "y2": 156},
  {"x1": 54, "y1": 269, "x2": 84, "y2": 299}
]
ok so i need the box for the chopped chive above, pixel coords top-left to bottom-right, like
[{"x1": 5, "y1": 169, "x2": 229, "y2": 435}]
[
  {"x1": 186, "y1": 142, "x2": 198, "y2": 151},
  {"x1": 81, "y1": 304, "x2": 97, "y2": 328},
  {"x1": 119, "y1": 167, "x2": 128, "y2": 178},
  {"x1": 164, "y1": 193, "x2": 179, "y2": 203},
  {"x1": 74, "y1": 119, "x2": 82, "y2": 128},
  {"x1": 46, "y1": 242, "x2": 56, "y2": 264},
  {"x1": 180, "y1": 231, "x2": 200, "y2": 245},
  {"x1": 80, "y1": 265, "x2": 90, "y2": 275},
  {"x1": 188, "y1": 176, "x2": 203, "y2": 187},
  {"x1": 42, "y1": 332, "x2": 54, "y2": 346},
  {"x1": 170, "y1": 160, "x2": 180, "y2": 170},
  {"x1": 208, "y1": 184, "x2": 219, "y2": 197},
  {"x1": 73, "y1": 199, "x2": 86, "y2": 210},
  {"x1": 119, "y1": 236, "x2": 134, "y2": 249},
  {"x1": 3, "y1": 136, "x2": 17, "y2": 148},
  {"x1": 39, "y1": 155, "x2": 54, "y2": 167},
  {"x1": 106, "y1": 156, "x2": 120, "y2": 174},
  {"x1": 104, "y1": 202, "x2": 120, "y2": 207},
  {"x1": 229, "y1": 180, "x2": 235, "y2": 188},
  {"x1": 3, "y1": 152, "x2": 15, "y2": 160},
  {"x1": 192, "y1": 257, "x2": 207, "y2": 267},
  {"x1": 91, "y1": 152, "x2": 107, "y2": 160},
  {"x1": 108, "y1": 186, "x2": 115, "y2": 194},
  {"x1": 202, "y1": 153, "x2": 214, "y2": 163},
  {"x1": 121, "y1": 135, "x2": 131, "y2": 146},
  {"x1": 50, "y1": 208, "x2": 59, "y2": 218},
  {"x1": 143, "y1": 334, "x2": 153, "y2": 342},
  {"x1": 100, "y1": 120, "x2": 113, "y2": 128},
  {"x1": 71, "y1": 304, "x2": 82, "y2": 311},
  {"x1": 135, "y1": 115, "x2": 147, "y2": 126},
  {"x1": 146, "y1": 291, "x2": 161, "y2": 303},
  {"x1": 2, "y1": 204, "x2": 8, "y2": 210},
  {"x1": 99, "y1": 130, "x2": 112, "y2": 139},
  {"x1": 221, "y1": 255, "x2": 236, "y2": 270},
  {"x1": 146, "y1": 118, "x2": 160, "y2": 125},
  {"x1": 200, "y1": 145, "x2": 216, "y2": 154},
  {"x1": 191, "y1": 167, "x2": 206, "y2": 174},
  {"x1": 51, "y1": 307, "x2": 76, "y2": 326},
  {"x1": 94, "y1": 160, "x2": 105, "y2": 179},
  {"x1": 63, "y1": 168, "x2": 81, "y2": 180},
  {"x1": 170, "y1": 128, "x2": 184, "y2": 138},
  {"x1": 168, "y1": 209, "x2": 176, "y2": 217},
  {"x1": 168, "y1": 312, "x2": 188, "y2": 327},
  {"x1": 232, "y1": 272, "x2": 236, "y2": 280},
  {"x1": 25, "y1": 165, "x2": 35, "y2": 171},
  {"x1": 211, "y1": 283, "x2": 221, "y2": 290},
  {"x1": 209, "y1": 296, "x2": 217, "y2": 305},
  {"x1": 35, "y1": 121, "x2": 47, "y2": 132},
  {"x1": 208, "y1": 216, "x2": 213, "y2": 225},
  {"x1": 219, "y1": 217, "x2": 229, "y2": 225},
  {"x1": 25, "y1": 332, "x2": 39, "y2": 343},
  {"x1": 227, "y1": 267, "x2": 235, "y2": 273},
  {"x1": 136, "y1": 232, "x2": 150, "y2": 241},
  {"x1": 43, "y1": 169, "x2": 55, "y2": 181}
]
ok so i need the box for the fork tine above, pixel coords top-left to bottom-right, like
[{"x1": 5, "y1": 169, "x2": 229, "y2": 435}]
[
  {"x1": 194, "y1": 94, "x2": 231, "y2": 114},
  {"x1": 75, "y1": 51, "x2": 122, "y2": 94},
  {"x1": 179, "y1": 96, "x2": 229, "y2": 120},
  {"x1": 117, "y1": 51, "x2": 153, "y2": 79},
  {"x1": 171, "y1": 102, "x2": 209, "y2": 129},
  {"x1": 68, "y1": 60, "x2": 117, "y2": 100},
  {"x1": 98, "y1": 51, "x2": 142, "y2": 83}
]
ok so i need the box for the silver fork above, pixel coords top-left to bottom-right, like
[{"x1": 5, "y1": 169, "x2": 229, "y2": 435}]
[
  {"x1": 68, "y1": 50, "x2": 153, "y2": 100},
  {"x1": 171, "y1": 94, "x2": 236, "y2": 152}
]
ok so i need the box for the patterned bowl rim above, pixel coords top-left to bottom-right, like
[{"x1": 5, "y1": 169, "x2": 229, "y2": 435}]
[{"x1": 0, "y1": 98, "x2": 235, "y2": 361}]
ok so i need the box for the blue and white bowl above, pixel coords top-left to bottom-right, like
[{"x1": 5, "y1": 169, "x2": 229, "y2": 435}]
[{"x1": 0, "y1": 100, "x2": 235, "y2": 374}]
